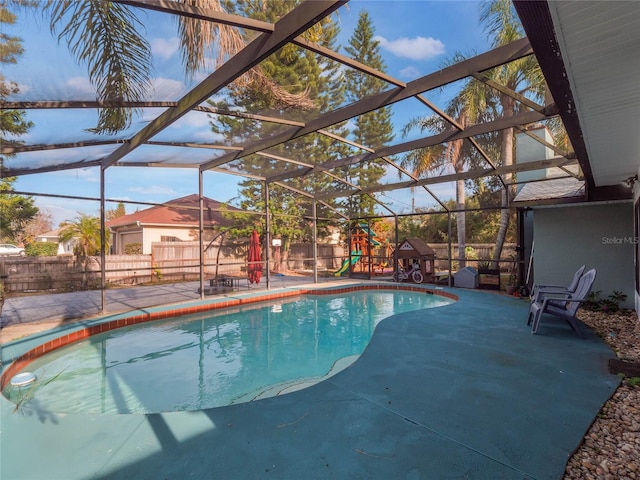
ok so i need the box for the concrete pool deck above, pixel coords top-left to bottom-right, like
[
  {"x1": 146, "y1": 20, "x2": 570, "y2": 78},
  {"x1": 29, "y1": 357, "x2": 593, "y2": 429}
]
[
  {"x1": 0, "y1": 280, "x2": 619, "y2": 479},
  {"x1": 0, "y1": 273, "x2": 346, "y2": 342}
]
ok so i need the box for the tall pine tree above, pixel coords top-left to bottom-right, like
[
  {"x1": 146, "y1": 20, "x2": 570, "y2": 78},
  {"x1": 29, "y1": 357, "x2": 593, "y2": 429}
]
[
  {"x1": 342, "y1": 10, "x2": 394, "y2": 219},
  {"x1": 0, "y1": 3, "x2": 37, "y2": 243},
  {"x1": 211, "y1": 0, "x2": 345, "y2": 270}
]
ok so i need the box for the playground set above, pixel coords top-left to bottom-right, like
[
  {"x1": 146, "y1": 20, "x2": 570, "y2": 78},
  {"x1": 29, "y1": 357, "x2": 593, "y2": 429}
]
[{"x1": 334, "y1": 224, "x2": 393, "y2": 277}]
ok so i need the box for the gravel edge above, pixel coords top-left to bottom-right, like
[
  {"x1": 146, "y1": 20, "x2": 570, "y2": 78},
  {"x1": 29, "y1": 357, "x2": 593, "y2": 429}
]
[{"x1": 563, "y1": 310, "x2": 640, "y2": 480}]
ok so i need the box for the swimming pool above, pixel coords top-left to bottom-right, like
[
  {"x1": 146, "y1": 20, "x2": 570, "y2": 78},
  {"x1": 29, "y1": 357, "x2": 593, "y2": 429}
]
[{"x1": 3, "y1": 289, "x2": 453, "y2": 414}]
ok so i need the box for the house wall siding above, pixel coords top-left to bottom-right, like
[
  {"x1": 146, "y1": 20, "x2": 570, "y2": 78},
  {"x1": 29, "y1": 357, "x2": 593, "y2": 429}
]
[
  {"x1": 634, "y1": 181, "x2": 640, "y2": 314},
  {"x1": 533, "y1": 202, "x2": 634, "y2": 308},
  {"x1": 143, "y1": 227, "x2": 196, "y2": 254}
]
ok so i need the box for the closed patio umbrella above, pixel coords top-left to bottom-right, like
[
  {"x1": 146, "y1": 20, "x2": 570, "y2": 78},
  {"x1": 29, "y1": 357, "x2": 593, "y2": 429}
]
[{"x1": 247, "y1": 229, "x2": 262, "y2": 284}]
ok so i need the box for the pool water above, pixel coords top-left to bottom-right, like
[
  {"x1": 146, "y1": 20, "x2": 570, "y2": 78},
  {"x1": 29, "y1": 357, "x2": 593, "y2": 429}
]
[{"x1": 5, "y1": 290, "x2": 453, "y2": 414}]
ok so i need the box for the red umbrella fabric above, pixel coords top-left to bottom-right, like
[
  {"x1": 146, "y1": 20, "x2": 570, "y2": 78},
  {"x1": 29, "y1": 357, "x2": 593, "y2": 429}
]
[{"x1": 247, "y1": 229, "x2": 262, "y2": 284}]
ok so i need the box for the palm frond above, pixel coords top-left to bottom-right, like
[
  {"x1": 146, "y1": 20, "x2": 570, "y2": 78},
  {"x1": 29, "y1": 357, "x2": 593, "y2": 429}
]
[
  {"x1": 401, "y1": 116, "x2": 433, "y2": 138},
  {"x1": 48, "y1": 1, "x2": 152, "y2": 134},
  {"x1": 177, "y1": 0, "x2": 315, "y2": 110},
  {"x1": 480, "y1": 0, "x2": 523, "y2": 48},
  {"x1": 399, "y1": 145, "x2": 447, "y2": 178},
  {"x1": 177, "y1": 0, "x2": 245, "y2": 78}
]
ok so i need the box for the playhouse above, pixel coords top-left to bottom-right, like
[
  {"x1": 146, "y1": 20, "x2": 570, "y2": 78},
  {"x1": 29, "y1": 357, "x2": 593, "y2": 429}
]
[{"x1": 392, "y1": 238, "x2": 436, "y2": 283}]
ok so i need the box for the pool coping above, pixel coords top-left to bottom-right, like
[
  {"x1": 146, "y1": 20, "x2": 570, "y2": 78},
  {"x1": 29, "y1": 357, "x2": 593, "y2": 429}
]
[{"x1": 0, "y1": 283, "x2": 457, "y2": 391}]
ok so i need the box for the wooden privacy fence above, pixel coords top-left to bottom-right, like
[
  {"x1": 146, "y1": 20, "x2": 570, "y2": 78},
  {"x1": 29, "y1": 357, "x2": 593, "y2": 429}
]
[
  {"x1": 430, "y1": 243, "x2": 517, "y2": 270},
  {"x1": 0, "y1": 242, "x2": 516, "y2": 293},
  {"x1": 0, "y1": 242, "x2": 238, "y2": 292},
  {"x1": 291, "y1": 243, "x2": 517, "y2": 272},
  {"x1": 150, "y1": 241, "x2": 242, "y2": 282},
  {"x1": 286, "y1": 244, "x2": 345, "y2": 270},
  {"x1": 0, "y1": 255, "x2": 151, "y2": 293}
]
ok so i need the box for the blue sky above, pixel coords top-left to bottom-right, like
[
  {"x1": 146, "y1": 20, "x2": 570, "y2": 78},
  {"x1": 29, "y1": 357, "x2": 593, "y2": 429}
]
[{"x1": 8, "y1": 1, "x2": 490, "y2": 227}]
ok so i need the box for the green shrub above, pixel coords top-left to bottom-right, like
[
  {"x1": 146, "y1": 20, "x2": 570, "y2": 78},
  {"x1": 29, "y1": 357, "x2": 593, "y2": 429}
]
[
  {"x1": 464, "y1": 246, "x2": 478, "y2": 260},
  {"x1": 153, "y1": 264, "x2": 162, "y2": 280},
  {"x1": 585, "y1": 290, "x2": 628, "y2": 312},
  {"x1": 25, "y1": 242, "x2": 58, "y2": 256},
  {"x1": 628, "y1": 377, "x2": 640, "y2": 387},
  {"x1": 124, "y1": 243, "x2": 142, "y2": 254}
]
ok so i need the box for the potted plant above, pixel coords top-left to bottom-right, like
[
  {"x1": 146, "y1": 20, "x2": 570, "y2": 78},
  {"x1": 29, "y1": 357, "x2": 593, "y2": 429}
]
[
  {"x1": 505, "y1": 254, "x2": 519, "y2": 295},
  {"x1": 477, "y1": 258, "x2": 501, "y2": 290},
  {"x1": 477, "y1": 259, "x2": 491, "y2": 272},
  {"x1": 505, "y1": 282, "x2": 518, "y2": 295}
]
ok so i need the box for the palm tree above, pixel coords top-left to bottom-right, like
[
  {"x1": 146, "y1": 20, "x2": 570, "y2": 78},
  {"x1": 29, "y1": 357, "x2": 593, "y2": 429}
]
[
  {"x1": 479, "y1": 0, "x2": 545, "y2": 266},
  {"x1": 59, "y1": 213, "x2": 110, "y2": 287},
  {"x1": 406, "y1": 0, "x2": 544, "y2": 270},
  {"x1": 401, "y1": 72, "x2": 493, "y2": 268},
  {"x1": 401, "y1": 120, "x2": 468, "y2": 268}
]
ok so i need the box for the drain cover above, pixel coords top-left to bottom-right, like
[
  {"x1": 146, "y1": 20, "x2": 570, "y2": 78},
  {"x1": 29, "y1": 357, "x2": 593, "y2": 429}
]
[
  {"x1": 10, "y1": 372, "x2": 36, "y2": 387},
  {"x1": 608, "y1": 359, "x2": 640, "y2": 377}
]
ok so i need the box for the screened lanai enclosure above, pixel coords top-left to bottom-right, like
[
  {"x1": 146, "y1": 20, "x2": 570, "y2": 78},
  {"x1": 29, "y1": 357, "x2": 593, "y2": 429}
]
[{"x1": 1, "y1": 0, "x2": 631, "y2": 314}]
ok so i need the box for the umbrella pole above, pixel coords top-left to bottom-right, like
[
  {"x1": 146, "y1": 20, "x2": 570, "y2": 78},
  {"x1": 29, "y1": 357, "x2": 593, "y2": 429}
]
[
  {"x1": 198, "y1": 171, "x2": 205, "y2": 300},
  {"x1": 265, "y1": 181, "x2": 271, "y2": 290},
  {"x1": 312, "y1": 199, "x2": 318, "y2": 284}
]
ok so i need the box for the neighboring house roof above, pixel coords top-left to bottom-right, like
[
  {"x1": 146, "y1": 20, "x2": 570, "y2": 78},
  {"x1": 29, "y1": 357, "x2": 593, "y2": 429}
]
[
  {"x1": 35, "y1": 227, "x2": 76, "y2": 254},
  {"x1": 106, "y1": 195, "x2": 239, "y2": 229},
  {"x1": 514, "y1": 178, "x2": 585, "y2": 205},
  {"x1": 513, "y1": 166, "x2": 586, "y2": 206},
  {"x1": 36, "y1": 228, "x2": 64, "y2": 240},
  {"x1": 396, "y1": 238, "x2": 436, "y2": 257}
]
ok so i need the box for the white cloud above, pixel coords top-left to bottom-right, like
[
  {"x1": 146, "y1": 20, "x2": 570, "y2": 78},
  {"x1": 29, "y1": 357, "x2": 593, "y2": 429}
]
[
  {"x1": 172, "y1": 111, "x2": 212, "y2": 129},
  {"x1": 151, "y1": 37, "x2": 180, "y2": 60},
  {"x1": 149, "y1": 77, "x2": 187, "y2": 101},
  {"x1": 40, "y1": 200, "x2": 88, "y2": 228},
  {"x1": 128, "y1": 185, "x2": 177, "y2": 195},
  {"x1": 17, "y1": 151, "x2": 104, "y2": 175},
  {"x1": 140, "y1": 108, "x2": 164, "y2": 122},
  {"x1": 399, "y1": 66, "x2": 421, "y2": 79},
  {"x1": 191, "y1": 129, "x2": 225, "y2": 143},
  {"x1": 17, "y1": 83, "x2": 31, "y2": 95},
  {"x1": 206, "y1": 93, "x2": 227, "y2": 105},
  {"x1": 58, "y1": 168, "x2": 98, "y2": 181},
  {"x1": 66, "y1": 77, "x2": 95, "y2": 96},
  {"x1": 375, "y1": 35, "x2": 445, "y2": 61},
  {"x1": 187, "y1": 57, "x2": 219, "y2": 83}
]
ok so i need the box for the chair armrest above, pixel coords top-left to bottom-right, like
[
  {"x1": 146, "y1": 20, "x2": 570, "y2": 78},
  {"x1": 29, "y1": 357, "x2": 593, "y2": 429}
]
[
  {"x1": 532, "y1": 287, "x2": 570, "y2": 303},
  {"x1": 533, "y1": 283, "x2": 565, "y2": 290},
  {"x1": 535, "y1": 286, "x2": 570, "y2": 293},
  {"x1": 541, "y1": 296, "x2": 588, "y2": 310}
]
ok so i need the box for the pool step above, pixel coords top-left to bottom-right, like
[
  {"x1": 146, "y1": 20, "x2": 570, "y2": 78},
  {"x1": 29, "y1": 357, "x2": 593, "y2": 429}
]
[{"x1": 232, "y1": 354, "x2": 360, "y2": 404}]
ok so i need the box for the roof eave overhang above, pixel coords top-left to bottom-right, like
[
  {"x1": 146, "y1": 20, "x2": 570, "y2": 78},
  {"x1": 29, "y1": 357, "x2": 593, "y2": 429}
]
[
  {"x1": 513, "y1": 0, "x2": 596, "y2": 192},
  {"x1": 513, "y1": 184, "x2": 632, "y2": 208},
  {"x1": 512, "y1": 196, "x2": 586, "y2": 208}
]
